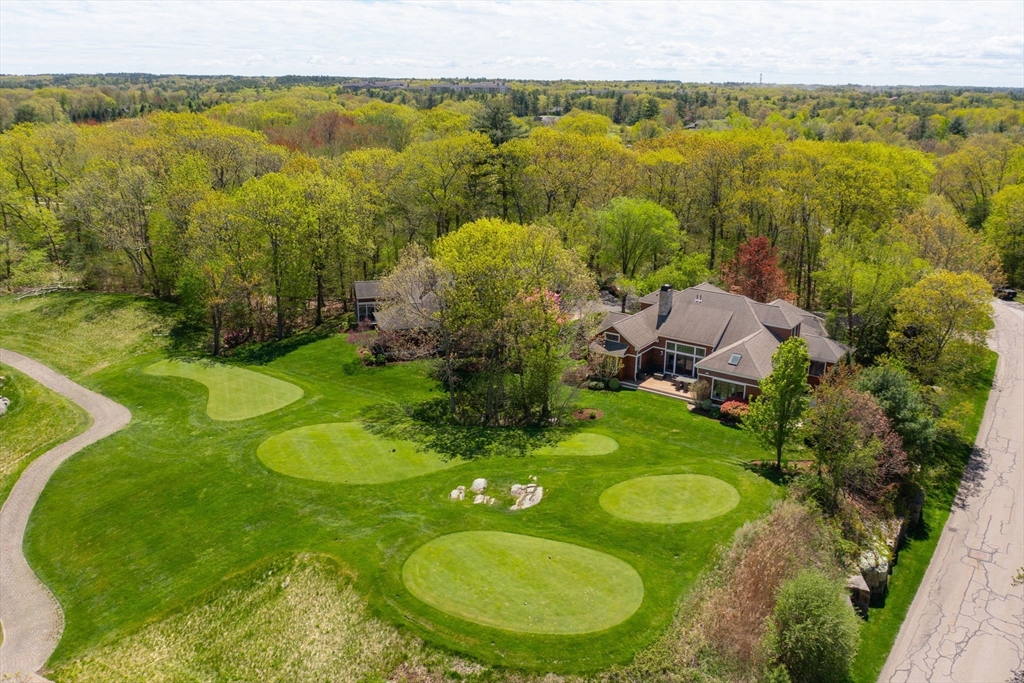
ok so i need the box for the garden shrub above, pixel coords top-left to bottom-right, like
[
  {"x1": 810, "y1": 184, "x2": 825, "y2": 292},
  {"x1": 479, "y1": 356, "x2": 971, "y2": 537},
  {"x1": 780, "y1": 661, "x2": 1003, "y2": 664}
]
[
  {"x1": 588, "y1": 380, "x2": 605, "y2": 391},
  {"x1": 692, "y1": 378, "x2": 712, "y2": 402},
  {"x1": 720, "y1": 399, "x2": 750, "y2": 422},
  {"x1": 608, "y1": 377, "x2": 620, "y2": 390},
  {"x1": 768, "y1": 570, "x2": 860, "y2": 683},
  {"x1": 701, "y1": 398, "x2": 713, "y2": 411}
]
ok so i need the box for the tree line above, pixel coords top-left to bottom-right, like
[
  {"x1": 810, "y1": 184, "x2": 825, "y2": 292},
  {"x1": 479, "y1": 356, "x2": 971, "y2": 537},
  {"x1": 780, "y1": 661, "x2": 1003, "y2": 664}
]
[{"x1": 1, "y1": 104, "x2": 1021, "y2": 359}]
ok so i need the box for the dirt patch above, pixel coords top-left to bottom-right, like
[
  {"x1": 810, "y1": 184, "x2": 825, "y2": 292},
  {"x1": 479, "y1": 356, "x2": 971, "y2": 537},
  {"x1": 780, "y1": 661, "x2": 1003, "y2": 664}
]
[{"x1": 573, "y1": 408, "x2": 604, "y2": 421}]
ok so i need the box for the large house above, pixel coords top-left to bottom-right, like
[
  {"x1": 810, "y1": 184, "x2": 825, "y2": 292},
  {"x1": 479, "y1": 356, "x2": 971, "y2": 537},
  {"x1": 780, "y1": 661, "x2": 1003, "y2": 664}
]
[{"x1": 590, "y1": 283, "x2": 849, "y2": 402}]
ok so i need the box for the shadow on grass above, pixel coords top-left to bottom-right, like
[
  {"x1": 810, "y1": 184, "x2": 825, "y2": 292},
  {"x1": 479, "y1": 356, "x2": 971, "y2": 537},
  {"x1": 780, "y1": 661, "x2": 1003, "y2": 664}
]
[
  {"x1": 741, "y1": 460, "x2": 801, "y2": 486},
  {"x1": 360, "y1": 398, "x2": 574, "y2": 460},
  {"x1": 165, "y1": 324, "x2": 342, "y2": 365}
]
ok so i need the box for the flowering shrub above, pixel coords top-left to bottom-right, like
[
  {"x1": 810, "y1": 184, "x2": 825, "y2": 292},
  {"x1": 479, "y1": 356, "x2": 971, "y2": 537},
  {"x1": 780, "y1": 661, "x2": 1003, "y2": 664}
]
[{"x1": 720, "y1": 400, "x2": 750, "y2": 422}]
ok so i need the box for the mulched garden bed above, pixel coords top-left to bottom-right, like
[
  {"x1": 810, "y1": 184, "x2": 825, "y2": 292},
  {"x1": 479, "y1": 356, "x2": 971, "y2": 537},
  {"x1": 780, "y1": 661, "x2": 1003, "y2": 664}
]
[{"x1": 573, "y1": 408, "x2": 604, "y2": 420}]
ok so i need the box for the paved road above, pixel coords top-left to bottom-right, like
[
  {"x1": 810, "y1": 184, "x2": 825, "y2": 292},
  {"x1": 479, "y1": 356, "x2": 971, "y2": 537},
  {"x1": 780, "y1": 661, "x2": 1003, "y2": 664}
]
[
  {"x1": 0, "y1": 349, "x2": 131, "y2": 683},
  {"x1": 880, "y1": 300, "x2": 1024, "y2": 683}
]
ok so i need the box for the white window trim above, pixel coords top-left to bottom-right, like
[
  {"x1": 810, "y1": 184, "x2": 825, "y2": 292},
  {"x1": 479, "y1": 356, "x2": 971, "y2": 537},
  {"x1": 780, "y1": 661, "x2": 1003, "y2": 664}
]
[
  {"x1": 605, "y1": 332, "x2": 620, "y2": 342},
  {"x1": 711, "y1": 378, "x2": 749, "y2": 401}
]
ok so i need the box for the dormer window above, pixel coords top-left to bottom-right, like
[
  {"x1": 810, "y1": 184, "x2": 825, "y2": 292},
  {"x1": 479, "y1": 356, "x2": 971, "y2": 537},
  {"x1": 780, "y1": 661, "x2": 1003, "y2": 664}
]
[{"x1": 728, "y1": 353, "x2": 742, "y2": 366}]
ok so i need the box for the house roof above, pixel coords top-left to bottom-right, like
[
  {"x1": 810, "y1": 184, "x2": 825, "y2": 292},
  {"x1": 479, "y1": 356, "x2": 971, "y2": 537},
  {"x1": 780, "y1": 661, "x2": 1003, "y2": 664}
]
[
  {"x1": 354, "y1": 280, "x2": 381, "y2": 301},
  {"x1": 597, "y1": 282, "x2": 849, "y2": 381},
  {"x1": 589, "y1": 338, "x2": 629, "y2": 358}
]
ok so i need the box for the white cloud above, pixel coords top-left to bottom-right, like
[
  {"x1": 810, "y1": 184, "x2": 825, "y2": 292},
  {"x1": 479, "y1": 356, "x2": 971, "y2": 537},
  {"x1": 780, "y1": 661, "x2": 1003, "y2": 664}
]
[{"x1": 0, "y1": 0, "x2": 1020, "y2": 85}]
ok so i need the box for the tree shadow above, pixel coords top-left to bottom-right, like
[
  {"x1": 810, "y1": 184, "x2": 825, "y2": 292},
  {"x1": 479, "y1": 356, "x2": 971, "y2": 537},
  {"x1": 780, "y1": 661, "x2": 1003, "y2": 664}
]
[
  {"x1": 740, "y1": 460, "x2": 801, "y2": 486},
  {"x1": 953, "y1": 445, "x2": 990, "y2": 511},
  {"x1": 217, "y1": 325, "x2": 339, "y2": 365},
  {"x1": 359, "y1": 398, "x2": 573, "y2": 460}
]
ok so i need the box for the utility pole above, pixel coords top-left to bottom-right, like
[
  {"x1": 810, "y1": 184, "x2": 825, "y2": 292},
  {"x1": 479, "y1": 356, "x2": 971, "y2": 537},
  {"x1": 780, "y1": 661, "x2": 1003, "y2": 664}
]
[{"x1": 759, "y1": 73, "x2": 763, "y2": 85}]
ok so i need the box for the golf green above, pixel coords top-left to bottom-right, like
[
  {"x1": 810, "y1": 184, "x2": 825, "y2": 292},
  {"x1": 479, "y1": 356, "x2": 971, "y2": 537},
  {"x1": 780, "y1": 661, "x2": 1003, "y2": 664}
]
[
  {"x1": 600, "y1": 474, "x2": 741, "y2": 524},
  {"x1": 534, "y1": 432, "x2": 619, "y2": 456},
  {"x1": 257, "y1": 422, "x2": 459, "y2": 484},
  {"x1": 144, "y1": 360, "x2": 303, "y2": 421},
  {"x1": 402, "y1": 531, "x2": 644, "y2": 634}
]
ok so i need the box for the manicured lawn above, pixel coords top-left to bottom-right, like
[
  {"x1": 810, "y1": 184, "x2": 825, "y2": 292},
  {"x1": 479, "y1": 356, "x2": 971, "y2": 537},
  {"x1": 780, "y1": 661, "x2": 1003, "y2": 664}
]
[
  {"x1": 600, "y1": 474, "x2": 741, "y2": 524},
  {"x1": 145, "y1": 359, "x2": 304, "y2": 421},
  {"x1": 257, "y1": 422, "x2": 459, "y2": 484},
  {"x1": 402, "y1": 531, "x2": 645, "y2": 634},
  {"x1": 0, "y1": 365, "x2": 90, "y2": 506},
  {"x1": 534, "y1": 432, "x2": 619, "y2": 456},
  {"x1": 850, "y1": 351, "x2": 998, "y2": 683},
  {"x1": 4, "y1": 292, "x2": 781, "y2": 674}
]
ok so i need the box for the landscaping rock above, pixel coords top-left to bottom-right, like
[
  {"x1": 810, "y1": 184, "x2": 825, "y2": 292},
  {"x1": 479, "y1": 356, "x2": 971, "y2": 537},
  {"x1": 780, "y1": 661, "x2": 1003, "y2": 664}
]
[
  {"x1": 511, "y1": 484, "x2": 544, "y2": 511},
  {"x1": 449, "y1": 486, "x2": 466, "y2": 501},
  {"x1": 859, "y1": 549, "x2": 890, "y2": 599},
  {"x1": 510, "y1": 484, "x2": 523, "y2": 495},
  {"x1": 0, "y1": 396, "x2": 9, "y2": 416},
  {"x1": 470, "y1": 478, "x2": 487, "y2": 493},
  {"x1": 473, "y1": 494, "x2": 496, "y2": 505},
  {"x1": 846, "y1": 573, "x2": 870, "y2": 617}
]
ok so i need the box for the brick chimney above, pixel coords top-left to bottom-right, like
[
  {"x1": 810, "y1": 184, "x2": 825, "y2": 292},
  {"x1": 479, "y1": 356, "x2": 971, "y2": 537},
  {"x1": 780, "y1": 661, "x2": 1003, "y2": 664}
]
[{"x1": 658, "y1": 284, "x2": 673, "y2": 317}]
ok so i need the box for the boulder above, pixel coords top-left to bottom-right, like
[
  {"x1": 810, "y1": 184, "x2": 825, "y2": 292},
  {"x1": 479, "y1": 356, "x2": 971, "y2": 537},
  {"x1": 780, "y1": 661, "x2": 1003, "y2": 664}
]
[
  {"x1": 859, "y1": 549, "x2": 890, "y2": 599},
  {"x1": 846, "y1": 574, "x2": 870, "y2": 617},
  {"x1": 511, "y1": 485, "x2": 544, "y2": 511},
  {"x1": 449, "y1": 485, "x2": 466, "y2": 501},
  {"x1": 470, "y1": 478, "x2": 488, "y2": 493},
  {"x1": 510, "y1": 484, "x2": 523, "y2": 495},
  {"x1": 0, "y1": 396, "x2": 9, "y2": 416}
]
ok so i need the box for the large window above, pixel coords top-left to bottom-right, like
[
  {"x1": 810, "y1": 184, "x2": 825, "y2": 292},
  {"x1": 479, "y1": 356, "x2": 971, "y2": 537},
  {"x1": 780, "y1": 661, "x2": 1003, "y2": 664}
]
[
  {"x1": 809, "y1": 361, "x2": 827, "y2": 377},
  {"x1": 712, "y1": 379, "x2": 747, "y2": 401},
  {"x1": 665, "y1": 341, "x2": 705, "y2": 378},
  {"x1": 605, "y1": 332, "x2": 620, "y2": 343}
]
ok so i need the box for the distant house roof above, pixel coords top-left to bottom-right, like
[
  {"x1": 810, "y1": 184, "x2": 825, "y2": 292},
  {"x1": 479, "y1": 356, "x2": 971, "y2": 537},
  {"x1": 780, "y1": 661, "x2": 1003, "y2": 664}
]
[
  {"x1": 599, "y1": 282, "x2": 850, "y2": 382},
  {"x1": 354, "y1": 280, "x2": 381, "y2": 301}
]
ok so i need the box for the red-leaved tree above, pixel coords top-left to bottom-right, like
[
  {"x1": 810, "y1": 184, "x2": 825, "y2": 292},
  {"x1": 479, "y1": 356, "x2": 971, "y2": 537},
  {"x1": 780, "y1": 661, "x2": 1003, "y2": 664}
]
[{"x1": 722, "y1": 236, "x2": 792, "y2": 303}]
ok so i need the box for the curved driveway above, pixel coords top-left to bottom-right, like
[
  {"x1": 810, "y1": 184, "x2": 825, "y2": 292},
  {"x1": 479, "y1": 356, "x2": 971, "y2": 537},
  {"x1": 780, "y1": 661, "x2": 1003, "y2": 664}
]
[
  {"x1": 0, "y1": 349, "x2": 131, "y2": 683},
  {"x1": 881, "y1": 300, "x2": 1024, "y2": 682}
]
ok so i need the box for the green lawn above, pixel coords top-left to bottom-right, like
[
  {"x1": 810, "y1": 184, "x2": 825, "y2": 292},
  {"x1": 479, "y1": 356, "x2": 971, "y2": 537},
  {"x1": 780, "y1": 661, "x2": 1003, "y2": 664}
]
[
  {"x1": 850, "y1": 351, "x2": 999, "y2": 683},
  {"x1": 403, "y1": 531, "x2": 645, "y2": 635},
  {"x1": 145, "y1": 359, "x2": 304, "y2": 421},
  {"x1": 600, "y1": 474, "x2": 741, "y2": 524},
  {"x1": 3, "y1": 292, "x2": 781, "y2": 675},
  {"x1": 534, "y1": 432, "x2": 619, "y2": 456},
  {"x1": 257, "y1": 422, "x2": 459, "y2": 484},
  {"x1": 0, "y1": 365, "x2": 90, "y2": 506}
]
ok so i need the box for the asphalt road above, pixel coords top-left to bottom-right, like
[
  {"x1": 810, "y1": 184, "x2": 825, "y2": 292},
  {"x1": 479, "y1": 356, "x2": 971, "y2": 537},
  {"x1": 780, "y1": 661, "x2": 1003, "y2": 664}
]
[
  {"x1": 880, "y1": 300, "x2": 1024, "y2": 682},
  {"x1": 0, "y1": 349, "x2": 131, "y2": 683}
]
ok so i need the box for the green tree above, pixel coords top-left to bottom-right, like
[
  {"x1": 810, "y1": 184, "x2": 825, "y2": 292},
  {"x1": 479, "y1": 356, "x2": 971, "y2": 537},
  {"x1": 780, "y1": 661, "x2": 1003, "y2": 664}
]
[
  {"x1": 857, "y1": 362, "x2": 936, "y2": 464},
  {"x1": 471, "y1": 99, "x2": 528, "y2": 146},
  {"x1": 985, "y1": 183, "x2": 1024, "y2": 287},
  {"x1": 745, "y1": 337, "x2": 811, "y2": 469},
  {"x1": 597, "y1": 196, "x2": 679, "y2": 279},
  {"x1": 889, "y1": 270, "x2": 993, "y2": 384},
  {"x1": 768, "y1": 570, "x2": 860, "y2": 683}
]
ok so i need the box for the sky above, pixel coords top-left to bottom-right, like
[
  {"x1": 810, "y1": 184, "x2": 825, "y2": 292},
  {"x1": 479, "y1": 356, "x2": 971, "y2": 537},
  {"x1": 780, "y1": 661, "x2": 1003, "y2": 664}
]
[{"x1": 1, "y1": 1, "x2": 1022, "y2": 86}]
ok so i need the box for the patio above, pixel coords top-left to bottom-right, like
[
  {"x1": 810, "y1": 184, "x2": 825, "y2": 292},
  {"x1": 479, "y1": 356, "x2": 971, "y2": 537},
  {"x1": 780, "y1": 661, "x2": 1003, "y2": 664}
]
[{"x1": 637, "y1": 375, "x2": 697, "y2": 403}]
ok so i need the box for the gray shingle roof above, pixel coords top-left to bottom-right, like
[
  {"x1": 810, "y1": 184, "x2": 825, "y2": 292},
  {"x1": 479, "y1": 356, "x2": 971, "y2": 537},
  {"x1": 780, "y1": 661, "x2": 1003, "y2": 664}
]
[
  {"x1": 596, "y1": 282, "x2": 850, "y2": 379},
  {"x1": 354, "y1": 280, "x2": 381, "y2": 300}
]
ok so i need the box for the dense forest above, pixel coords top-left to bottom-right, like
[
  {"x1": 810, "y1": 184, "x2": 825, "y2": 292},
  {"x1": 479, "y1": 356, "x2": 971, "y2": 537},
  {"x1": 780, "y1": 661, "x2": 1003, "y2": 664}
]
[{"x1": 1, "y1": 75, "x2": 1021, "y2": 358}]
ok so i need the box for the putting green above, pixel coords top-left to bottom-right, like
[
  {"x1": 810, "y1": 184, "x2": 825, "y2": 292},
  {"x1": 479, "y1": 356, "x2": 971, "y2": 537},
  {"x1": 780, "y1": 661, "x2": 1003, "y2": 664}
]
[
  {"x1": 257, "y1": 422, "x2": 457, "y2": 484},
  {"x1": 402, "y1": 531, "x2": 644, "y2": 634},
  {"x1": 533, "y1": 432, "x2": 619, "y2": 456},
  {"x1": 600, "y1": 474, "x2": 740, "y2": 524},
  {"x1": 144, "y1": 360, "x2": 303, "y2": 421}
]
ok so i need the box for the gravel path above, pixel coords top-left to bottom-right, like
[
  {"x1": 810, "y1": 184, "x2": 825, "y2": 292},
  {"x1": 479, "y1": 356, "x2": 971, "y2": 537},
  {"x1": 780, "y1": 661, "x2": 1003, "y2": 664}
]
[
  {"x1": 0, "y1": 349, "x2": 131, "y2": 682},
  {"x1": 880, "y1": 300, "x2": 1024, "y2": 682}
]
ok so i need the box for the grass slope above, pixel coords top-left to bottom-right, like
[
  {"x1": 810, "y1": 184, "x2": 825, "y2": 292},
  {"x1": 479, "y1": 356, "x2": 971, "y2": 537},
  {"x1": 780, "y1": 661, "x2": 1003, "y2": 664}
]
[
  {"x1": 145, "y1": 360, "x2": 303, "y2": 421},
  {"x1": 51, "y1": 553, "x2": 449, "y2": 683},
  {"x1": 258, "y1": 422, "x2": 459, "y2": 484},
  {"x1": 850, "y1": 351, "x2": 999, "y2": 683},
  {"x1": 9, "y1": 292, "x2": 781, "y2": 674},
  {"x1": 0, "y1": 365, "x2": 90, "y2": 505},
  {"x1": 600, "y1": 474, "x2": 741, "y2": 524},
  {"x1": 402, "y1": 531, "x2": 645, "y2": 635}
]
